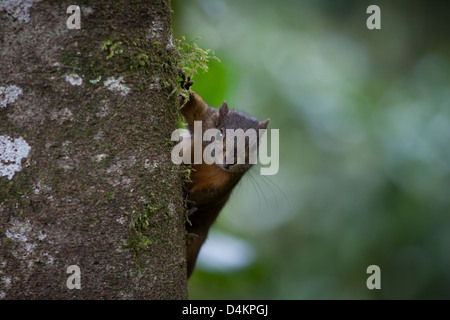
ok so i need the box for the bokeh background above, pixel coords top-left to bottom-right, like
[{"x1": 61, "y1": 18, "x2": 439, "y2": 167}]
[{"x1": 171, "y1": 0, "x2": 450, "y2": 299}]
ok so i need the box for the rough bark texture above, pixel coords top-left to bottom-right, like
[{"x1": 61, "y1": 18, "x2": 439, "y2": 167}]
[{"x1": 0, "y1": 0, "x2": 188, "y2": 299}]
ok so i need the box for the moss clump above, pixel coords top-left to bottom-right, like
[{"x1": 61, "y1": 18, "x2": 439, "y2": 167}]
[
  {"x1": 175, "y1": 36, "x2": 220, "y2": 78},
  {"x1": 169, "y1": 36, "x2": 220, "y2": 129},
  {"x1": 59, "y1": 33, "x2": 219, "y2": 98},
  {"x1": 123, "y1": 191, "x2": 174, "y2": 271},
  {"x1": 124, "y1": 203, "x2": 156, "y2": 257}
]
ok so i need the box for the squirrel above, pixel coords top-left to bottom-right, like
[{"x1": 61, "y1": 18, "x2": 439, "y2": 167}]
[{"x1": 177, "y1": 72, "x2": 269, "y2": 278}]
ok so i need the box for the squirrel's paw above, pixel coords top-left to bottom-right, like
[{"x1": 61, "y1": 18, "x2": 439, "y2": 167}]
[
  {"x1": 183, "y1": 185, "x2": 198, "y2": 214},
  {"x1": 182, "y1": 184, "x2": 190, "y2": 200},
  {"x1": 179, "y1": 71, "x2": 194, "y2": 90},
  {"x1": 188, "y1": 205, "x2": 198, "y2": 215}
]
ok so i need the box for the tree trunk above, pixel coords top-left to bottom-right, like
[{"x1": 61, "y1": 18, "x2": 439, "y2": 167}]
[{"x1": 0, "y1": 0, "x2": 187, "y2": 299}]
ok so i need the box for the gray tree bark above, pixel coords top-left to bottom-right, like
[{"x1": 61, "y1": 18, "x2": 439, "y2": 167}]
[{"x1": 0, "y1": 0, "x2": 187, "y2": 299}]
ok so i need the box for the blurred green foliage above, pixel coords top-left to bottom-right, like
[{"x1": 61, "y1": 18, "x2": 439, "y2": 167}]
[{"x1": 172, "y1": 0, "x2": 450, "y2": 299}]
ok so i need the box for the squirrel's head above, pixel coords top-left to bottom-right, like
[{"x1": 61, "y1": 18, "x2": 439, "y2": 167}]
[{"x1": 214, "y1": 101, "x2": 270, "y2": 173}]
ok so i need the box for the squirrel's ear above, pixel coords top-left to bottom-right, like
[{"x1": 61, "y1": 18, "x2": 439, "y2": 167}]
[
  {"x1": 258, "y1": 119, "x2": 270, "y2": 130},
  {"x1": 219, "y1": 101, "x2": 229, "y2": 122}
]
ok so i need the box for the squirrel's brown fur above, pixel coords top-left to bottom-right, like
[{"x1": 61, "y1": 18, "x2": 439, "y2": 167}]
[{"x1": 178, "y1": 73, "x2": 269, "y2": 278}]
